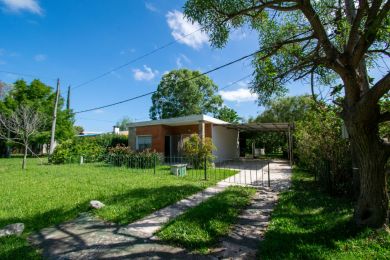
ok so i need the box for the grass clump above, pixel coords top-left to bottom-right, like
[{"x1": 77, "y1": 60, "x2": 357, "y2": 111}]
[
  {"x1": 157, "y1": 186, "x2": 256, "y2": 253},
  {"x1": 259, "y1": 168, "x2": 390, "y2": 259}
]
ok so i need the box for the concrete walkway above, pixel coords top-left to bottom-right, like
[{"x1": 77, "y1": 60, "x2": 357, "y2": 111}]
[
  {"x1": 29, "y1": 160, "x2": 291, "y2": 259},
  {"x1": 211, "y1": 160, "x2": 291, "y2": 259}
]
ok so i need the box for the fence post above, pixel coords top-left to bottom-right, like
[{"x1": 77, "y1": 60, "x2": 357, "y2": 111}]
[
  {"x1": 80, "y1": 156, "x2": 84, "y2": 165},
  {"x1": 204, "y1": 156, "x2": 207, "y2": 180},
  {"x1": 267, "y1": 161, "x2": 270, "y2": 187},
  {"x1": 154, "y1": 155, "x2": 156, "y2": 175}
]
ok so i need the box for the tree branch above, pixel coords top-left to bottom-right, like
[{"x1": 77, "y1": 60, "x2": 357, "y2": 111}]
[
  {"x1": 352, "y1": 0, "x2": 390, "y2": 66},
  {"x1": 300, "y1": 0, "x2": 340, "y2": 63},
  {"x1": 365, "y1": 72, "x2": 390, "y2": 103}
]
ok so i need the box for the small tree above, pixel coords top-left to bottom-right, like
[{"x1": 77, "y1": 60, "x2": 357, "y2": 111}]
[
  {"x1": 0, "y1": 105, "x2": 44, "y2": 169},
  {"x1": 182, "y1": 134, "x2": 216, "y2": 168},
  {"x1": 116, "y1": 116, "x2": 133, "y2": 131}
]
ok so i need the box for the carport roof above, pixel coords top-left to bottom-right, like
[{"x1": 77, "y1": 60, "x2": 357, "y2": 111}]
[{"x1": 225, "y1": 122, "x2": 293, "y2": 132}]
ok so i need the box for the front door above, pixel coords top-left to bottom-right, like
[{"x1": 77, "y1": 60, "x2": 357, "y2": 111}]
[{"x1": 164, "y1": 136, "x2": 171, "y2": 157}]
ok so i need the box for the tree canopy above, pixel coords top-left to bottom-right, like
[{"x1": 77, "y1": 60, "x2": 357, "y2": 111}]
[
  {"x1": 150, "y1": 69, "x2": 223, "y2": 120},
  {"x1": 184, "y1": 0, "x2": 390, "y2": 228},
  {"x1": 116, "y1": 116, "x2": 133, "y2": 131},
  {"x1": 214, "y1": 106, "x2": 241, "y2": 123},
  {"x1": 254, "y1": 95, "x2": 314, "y2": 123},
  {"x1": 0, "y1": 79, "x2": 75, "y2": 144}
]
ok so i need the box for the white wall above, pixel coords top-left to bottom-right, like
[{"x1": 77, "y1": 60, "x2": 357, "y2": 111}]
[{"x1": 212, "y1": 125, "x2": 239, "y2": 162}]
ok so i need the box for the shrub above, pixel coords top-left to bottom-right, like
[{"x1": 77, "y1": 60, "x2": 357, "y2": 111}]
[
  {"x1": 182, "y1": 134, "x2": 216, "y2": 168},
  {"x1": 106, "y1": 145, "x2": 161, "y2": 168},
  {"x1": 294, "y1": 106, "x2": 352, "y2": 195},
  {"x1": 49, "y1": 138, "x2": 105, "y2": 164}
]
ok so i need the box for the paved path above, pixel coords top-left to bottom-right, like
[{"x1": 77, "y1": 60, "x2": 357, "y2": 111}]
[
  {"x1": 211, "y1": 160, "x2": 291, "y2": 259},
  {"x1": 29, "y1": 160, "x2": 291, "y2": 259}
]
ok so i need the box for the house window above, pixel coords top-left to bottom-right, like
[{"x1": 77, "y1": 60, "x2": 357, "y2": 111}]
[{"x1": 137, "y1": 136, "x2": 152, "y2": 150}]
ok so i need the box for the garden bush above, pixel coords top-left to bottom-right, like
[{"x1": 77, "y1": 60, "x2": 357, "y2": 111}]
[
  {"x1": 49, "y1": 138, "x2": 105, "y2": 164},
  {"x1": 294, "y1": 105, "x2": 353, "y2": 195},
  {"x1": 106, "y1": 145, "x2": 161, "y2": 168},
  {"x1": 49, "y1": 134, "x2": 128, "y2": 164},
  {"x1": 182, "y1": 134, "x2": 215, "y2": 168}
]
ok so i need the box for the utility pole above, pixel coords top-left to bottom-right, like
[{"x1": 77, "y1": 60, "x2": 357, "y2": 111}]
[
  {"x1": 66, "y1": 85, "x2": 71, "y2": 110},
  {"x1": 49, "y1": 79, "x2": 60, "y2": 155}
]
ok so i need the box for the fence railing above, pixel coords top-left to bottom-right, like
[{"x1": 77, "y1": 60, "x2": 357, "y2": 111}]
[{"x1": 59, "y1": 155, "x2": 272, "y2": 186}]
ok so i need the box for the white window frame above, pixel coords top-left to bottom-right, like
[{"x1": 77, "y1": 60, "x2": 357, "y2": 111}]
[{"x1": 136, "y1": 135, "x2": 152, "y2": 150}]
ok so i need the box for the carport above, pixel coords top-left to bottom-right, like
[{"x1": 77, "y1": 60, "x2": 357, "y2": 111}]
[{"x1": 226, "y1": 123, "x2": 294, "y2": 165}]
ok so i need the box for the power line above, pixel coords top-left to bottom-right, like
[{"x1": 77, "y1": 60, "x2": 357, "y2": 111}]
[
  {"x1": 74, "y1": 49, "x2": 260, "y2": 114},
  {"x1": 219, "y1": 74, "x2": 252, "y2": 91},
  {"x1": 75, "y1": 51, "x2": 258, "y2": 114},
  {"x1": 72, "y1": 27, "x2": 206, "y2": 90},
  {"x1": 0, "y1": 70, "x2": 57, "y2": 81}
]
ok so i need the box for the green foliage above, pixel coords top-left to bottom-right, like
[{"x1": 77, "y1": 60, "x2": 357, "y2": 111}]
[
  {"x1": 157, "y1": 186, "x2": 255, "y2": 253},
  {"x1": 116, "y1": 116, "x2": 133, "y2": 131},
  {"x1": 73, "y1": 125, "x2": 84, "y2": 135},
  {"x1": 294, "y1": 106, "x2": 352, "y2": 195},
  {"x1": 49, "y1": 138, "x2": 105, "y2": 164},
  {"x1": 49, "y1": 134, "x2": 129, "y2": 164},
  {"x1": 149, "y1": 69, "x2": 223, "y2": 119},
  {"x1": 379, "y1": 94, "x2": 390, "y2": 140},
  {"x1": 213, "y1": 106, "x2": 241, "y2": 123},
  {"x1": 248, "y1": 95, "x2": 313, "y2": 155},
  {"x1": 182, "y1": 134, "x2": 216, "y2": 168},
  {"x1": 260, "y1": 168, "x2": 390, "y2": 259},
  {"x1": 0, "y1": 79, "x2": 75, "y2": 146},
  {"x1": 106, "y1": 145, "x2": 162, "y2": 168},
  {"x1": 254, "y1": 95, "x2": 314, "y2": 123}
]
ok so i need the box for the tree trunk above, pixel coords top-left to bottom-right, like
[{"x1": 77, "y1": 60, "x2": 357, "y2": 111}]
[
  {"x1": 345, "y1": 109, "x2": 389, "y2": 228},
  {"x1": 22, "y1": 145, "x2": 27, "y2": 170}
]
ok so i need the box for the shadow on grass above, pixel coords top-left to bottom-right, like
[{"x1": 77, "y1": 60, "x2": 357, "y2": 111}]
[
  {"x1": 258, "y1": 169, "x2": 385, "y2": 260},
  {"x1": 0, "y1": 184, "x2": 204, "y2": 260}
]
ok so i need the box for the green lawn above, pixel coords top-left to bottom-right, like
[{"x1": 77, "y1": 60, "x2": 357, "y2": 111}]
[
  {"x1": 0, "y1": 158, "x2": 236, "y2": 259},
  {"x1": 157, "y1": 186, "x2": 256, "y2": 253},
  {"x1": 259, "y1": 168, "x2": 390, "y2": 259}
]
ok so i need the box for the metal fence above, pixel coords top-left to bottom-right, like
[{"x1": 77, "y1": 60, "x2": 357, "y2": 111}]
[{"x1": 102, "y1": 155, "x2": 271, "y2": 186}]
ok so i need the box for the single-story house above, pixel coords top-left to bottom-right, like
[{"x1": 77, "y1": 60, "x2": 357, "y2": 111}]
[{"x1": 127, "y1": 114, "x2": 239, "y2": 162}]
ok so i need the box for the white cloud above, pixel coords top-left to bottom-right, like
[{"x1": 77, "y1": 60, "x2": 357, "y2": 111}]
[
  {"x1": 0, "y1": 0, "x2": 42, "y2": 15},
  {"x1": 34, "y1": 54, "x2": 46, "y2": 62},
  {"x1": 145, "y1": 2, "x2": 158, "y2": 12},
  {"x1": 219, "y1": 88, "x2": 258, "y2": 103},
  {"x1": 231, "y1": 29, "x2": 247, "y2": 40},
  {"x1": 176, "y1": 54, "x2": 191, "y2": 68},
  {"x1": 133, "y1": 65, "x2": 158, "y2": 81},
  {"x1": 93, "y1": 109, "x2": 104, "y2": 114},
  {"x1": 166, "y1": 10, "x2": 208, "y2": 49}
]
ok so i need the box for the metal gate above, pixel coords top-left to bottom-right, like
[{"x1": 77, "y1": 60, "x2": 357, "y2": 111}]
[{"x1": 214, "y1": 159, "x2": 271, "y2": 187}]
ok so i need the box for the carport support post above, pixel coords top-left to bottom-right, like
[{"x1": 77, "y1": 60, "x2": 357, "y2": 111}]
[
  {"x1": 288, "y1": 126, "x2": 292, "y2": 166},
  {"x1": 204, "y1": 156, "x2": 207, "y2": 180},
  {"x1": 268, "y1": 161, "x2": 270, "y2": 187}
]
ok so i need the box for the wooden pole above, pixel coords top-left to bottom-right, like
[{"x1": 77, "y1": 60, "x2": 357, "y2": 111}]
[
  {"x1": 66, "y1": 85, "x2": 71, "y2": 110},
  {"x1": 49, "y1": 79, "x2": 60, "y2": 155}
]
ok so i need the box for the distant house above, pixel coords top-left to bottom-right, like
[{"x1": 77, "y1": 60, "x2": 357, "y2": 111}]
[
  {"x1": 127, "y1": 115, "x2": 239, "y2": 162},
  {"x1": 112, "y1": 126, "x2": 129, "y2": 136}
]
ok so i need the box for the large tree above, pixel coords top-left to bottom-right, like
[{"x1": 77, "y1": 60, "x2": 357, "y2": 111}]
[
  {"x1": 150, "y1": 69, "x2": 223, "y2": 119},
  {"x1": 184, "y1": 0, "x2": 390, "y2": 227},
  {"x1": 0, "y1": 79, "x2": 75, "y2": 150}
]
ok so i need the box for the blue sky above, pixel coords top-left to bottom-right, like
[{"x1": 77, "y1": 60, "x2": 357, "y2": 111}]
[{"x1": 0, "y1": 0, "x2": 388, "y2": 132}]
